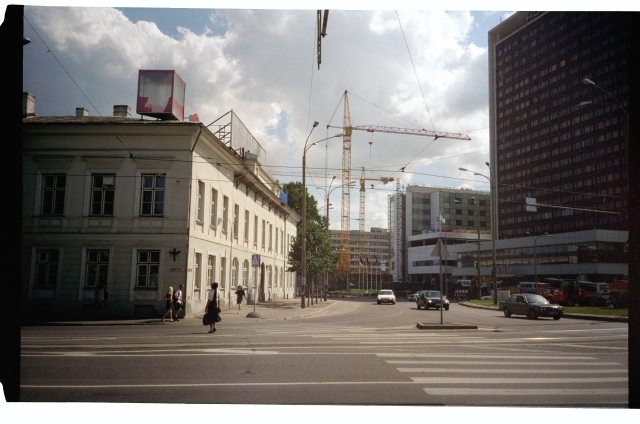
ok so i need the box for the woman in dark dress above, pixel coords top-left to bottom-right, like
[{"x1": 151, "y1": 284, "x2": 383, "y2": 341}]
[{"x1": 205, "y1": 282, "x2": 220, "y2": 333}]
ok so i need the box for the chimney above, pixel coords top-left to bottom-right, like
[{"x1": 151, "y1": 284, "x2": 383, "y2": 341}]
[
  {"x1": 23, "y1": 92, "x2": 35, "y2": 117},
  {"x1": 113, "y1": 105, "x2": 131, "y2": 117},
  {"x1": 76, "y1": 107, "x2": 89, "y2": 117}
]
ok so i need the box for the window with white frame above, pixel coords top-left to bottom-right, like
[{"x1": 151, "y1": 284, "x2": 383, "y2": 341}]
[
  {"x1": 231, "y1": 257, "x2": 239, "y2": 288},
  {"x1": 140, "y1": 174, "x2": 165, "y2": 216},
  {"x1": 194, "y1": 253, "x2": 202, "y2": 290},
  {"x1": 197, "y1": 181, "x2": 205, "y2": 223},
  {"x1": 222, "y1": 196, "x2": 229, "y2": 233},
  {"x1": 136, "y1": 250, "x2": 160, "y2": 287},
  {"x1": 269, "y1": 223, "x2": 273, "y2": 250},
  {"x1": 35, "y1": 249, "x2": 59, "y2": 288},
  {"x1": 210, "y1": 188, "x2": 218, "y2": 228},
  {"x1": 262, "y1": 220, "x2": 266, "y2": 249},
  {"x1": 41, "y1": 174, "x2": 66, "y2": 216},
  {"x1": 207, "y1": 255, "x2": 216, "y2": 288},
  {"x1": 233, "y1": 204, "x2": 239, "y2": 240},
  {"x1": 85, "y1": 249, "x2": 109, "y2": 287},
  {"x1": 220, "y1": 257, "x2": 227, "y2": 289},
  {"x1": 275, "y1": 227, "x2": 278, "y2": 254},
  {"x1": 90, "y1": 175, "x2": 115, "y2": 216},
  {"x1": 254, "y1": 215, "x2": 258, "y2": 247},
  {"x1": 242, "y1": 260, "x2": 249, "y2": 288},
  {"x1": 244, "y1": 210, "x2": 250, "y2": 243},
  {"x1": 274, "y1": 266, "x2": 278, "y2": 288}
]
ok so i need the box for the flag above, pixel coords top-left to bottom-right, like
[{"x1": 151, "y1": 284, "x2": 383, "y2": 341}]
[
  {"x1": 360, "y1": 257, "x2": 364, "y2": 266},
  {"x1": 365, "y1": 257, "x2": 370, "y2": 266},
  {"x1": 438, "y1": 215, "x2": 446, "y2": 224}
]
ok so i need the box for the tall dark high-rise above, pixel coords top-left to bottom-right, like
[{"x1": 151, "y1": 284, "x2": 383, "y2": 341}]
[{"x1": 489, "y1": 12, "x2": 630, "y2": 239}]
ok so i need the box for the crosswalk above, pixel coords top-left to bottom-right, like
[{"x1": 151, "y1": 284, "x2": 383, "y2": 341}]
[
  {"x1": 379, "y1": 353, "x2": 628, "y2": 404},
  {"x1": 262, "y1": 325, "x2": 628, "y2": 405}
]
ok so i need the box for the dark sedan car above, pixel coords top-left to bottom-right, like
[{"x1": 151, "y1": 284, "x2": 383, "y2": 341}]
[
  {"x1": 416, "y1": 291, "x2": 449, "y2": 310},
  {"x1": 500, "y1": 293, "x2": 563, "y2": 320}
]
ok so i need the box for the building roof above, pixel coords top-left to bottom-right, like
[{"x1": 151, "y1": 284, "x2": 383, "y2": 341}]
[{"x1": 23, "y1": 116, "x2": 200, "y2": 125}]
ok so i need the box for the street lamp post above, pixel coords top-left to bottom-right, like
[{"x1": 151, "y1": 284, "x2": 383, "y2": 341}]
[
  {"x1": 526, "y1": 232, "x2": 549, "y2": 283},
  {"x1": 459, "y1": 166, "x2": 498, "y2": 304},
  {"x1": 302, "y1": 127, "x2": 343, "y2": 309},
  {"x1": 301, "y1": 120, "x2": 320, "y2": 308}
]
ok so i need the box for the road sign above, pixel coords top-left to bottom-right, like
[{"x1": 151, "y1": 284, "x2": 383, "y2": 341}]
[{"x1": 251, "y1": 254, "x2": 260, "y2": 267}]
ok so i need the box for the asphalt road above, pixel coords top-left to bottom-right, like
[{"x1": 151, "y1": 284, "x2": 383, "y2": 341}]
[{"x1": 18, "y1": 298, "x2": 629, "y2": 408}]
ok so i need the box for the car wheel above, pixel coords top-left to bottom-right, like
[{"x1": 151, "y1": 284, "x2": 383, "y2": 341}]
[
  {"x1": 503, "y1": 307, "x2": 511, "y2": 318},
  {"x1": 377, "y1": 301, "x2": 381, "y2": 304},
  {"x1": 445, "y1": 305, "x2": 449, "y2": 311},
  {"x1": 553, "y1": 315, "x2": 561, "y2": 320},
  {"x1": 417, "y1": 304, "x2": 421, "y2": 309},
  {"x1": 588, "y1": 297, "x2": 597, "y2": 306},
  {"x1": 392, "y1": 301, "x2": 396, "y2": 305},
  {"x1": 527, "y1": 309, "x2": 538, "y2": 320},
  {"x1": 567, "y1": 297, "x2": 576, "y2": 307}
]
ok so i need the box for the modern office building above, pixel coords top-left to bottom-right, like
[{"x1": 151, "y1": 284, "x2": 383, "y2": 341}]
[
  {"x1": 489, "y1": 12, "x2": 629, "y2": 237},
  {"x1": 329, "y1": 227, "x2": 391, "y2": 284},
  {"x1": 481, "y1": 11, "x2": 630, "y2": 282},
  {"x1": 391, "y1": 185, "x2": 491, "y2": 284}
]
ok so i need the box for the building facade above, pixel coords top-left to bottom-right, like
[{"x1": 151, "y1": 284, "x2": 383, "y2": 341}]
[
  {"x1": 473, "y1": 11, "x2": 630, "y2": 284},
  {"x1": 489, "y1": 12, "x2": 629, "y2": 238},
  {"x1": 22, "y1": 101, "x2": 300, "y2": 321},
  {"x1": 330, "y1": 227, "x2": 391, "y2": 286}
]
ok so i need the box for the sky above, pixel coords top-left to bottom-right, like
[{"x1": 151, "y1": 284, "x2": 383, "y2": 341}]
[{"x1": 17, "y1": 1, "x2": 635, "y2": 232}]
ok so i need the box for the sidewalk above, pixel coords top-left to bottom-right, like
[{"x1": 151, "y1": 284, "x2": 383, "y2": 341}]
[{"x1": 42, "y1": 298, "x2": 337, "y2": 326}]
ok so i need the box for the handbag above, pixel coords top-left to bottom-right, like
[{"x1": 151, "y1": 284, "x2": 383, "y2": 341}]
[
  {"x1": 203, "y1": 314, "x2": 211, "y2": 325},
  {"x1": 216, "y1": 314, "x2": 222, "y2": 322}
]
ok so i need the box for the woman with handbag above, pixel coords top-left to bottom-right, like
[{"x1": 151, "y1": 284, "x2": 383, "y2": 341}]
[
  {"x1": 235, "y1": 285, "x2": 247, "y2": 313},
  {"x1": 204, "y1": 282, "x2": 221, "y2": 333}
]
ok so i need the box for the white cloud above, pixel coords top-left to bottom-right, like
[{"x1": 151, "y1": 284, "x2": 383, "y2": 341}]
[{"x1": 23, "y1": 6, "x2": 499, "y2": 230}]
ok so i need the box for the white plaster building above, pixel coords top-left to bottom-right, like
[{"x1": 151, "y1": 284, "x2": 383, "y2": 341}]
[{"x1": 22, "y1": 100, "x2": 300, "y2": 321}]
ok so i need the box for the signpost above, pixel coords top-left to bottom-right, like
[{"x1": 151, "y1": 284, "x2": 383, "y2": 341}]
[
  {"x1": 251, "y1": 254, "x2": 260, "y2": 313},
  {"x1": 431, "y1": 238, "x2": 450, "y2": 324}
]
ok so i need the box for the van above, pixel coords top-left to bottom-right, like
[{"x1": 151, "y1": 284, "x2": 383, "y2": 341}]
[
  {"x1": 578, "y1": 281, "x2": 610, "y2": 301},
  {"x1": 457, "y1": 279, "x2": 472, "y2": 287},
  {"x1": 517, "y1": 282, "x2": 538, "y2": 293}
]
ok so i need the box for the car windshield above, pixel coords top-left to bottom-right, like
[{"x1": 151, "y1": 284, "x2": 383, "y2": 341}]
[
  {"x1": 526, "y1": 294, "x2": 548, "y2": 303},
  {"x1": 426, "y1": 292, "x2": 441, "y2": 297},
  {"x1": 379, "y1": 291, "x2": 393, "y2": 295}
]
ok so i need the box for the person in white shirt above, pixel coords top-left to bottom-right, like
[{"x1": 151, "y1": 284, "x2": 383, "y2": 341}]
[
  {"x1": 205, "y1": 282, "x2": 220, "y2": 333},
  {"x1": 173, "y1": 284, "x2": 184, "y2": 321}
]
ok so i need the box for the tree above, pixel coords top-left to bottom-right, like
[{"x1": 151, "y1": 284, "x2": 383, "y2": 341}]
[{"x1": 283, "y1": 182, "x2": 337, "y2": 279}]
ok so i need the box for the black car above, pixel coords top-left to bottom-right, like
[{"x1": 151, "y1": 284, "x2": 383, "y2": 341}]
[
  {"x1": 416, "y1": 290, "x2": 449, "y2": 310},
  {"x1": 500, "y1": 293, "x2": 563, "y2": 320}
]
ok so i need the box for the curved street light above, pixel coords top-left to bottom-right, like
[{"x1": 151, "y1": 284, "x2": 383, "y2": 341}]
[
  {"x1": 302, "y1": 127, "x2": 343, "y2": 308},
  {"x1": 459, "y1": 164, "x2": 498, "y2": 304}
]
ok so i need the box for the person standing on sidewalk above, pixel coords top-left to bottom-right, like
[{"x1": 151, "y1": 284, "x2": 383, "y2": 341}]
[
  {"x1": 235, "y1": 285, "x2": 247, "y2": 313},
  {"x1": 173, "y1": 284, "x2": 184, "y2": 321},
  {"x1": 205, "y1": 282, "x2": 220, "y2": 333},
  {"x1": 162, "y1": 287, "x2": 174, "y2": 323},
  {"x1": 94, "y1": 282, "x2": 106, "y2": 320}
]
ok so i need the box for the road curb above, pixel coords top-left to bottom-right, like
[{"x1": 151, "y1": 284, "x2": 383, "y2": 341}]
[
  {"x1": 416, "y1": 323, "x2": 478, "y2": 330},
  {"x1": 459, "y1": 301, "x2": 628, "y2": 322}
]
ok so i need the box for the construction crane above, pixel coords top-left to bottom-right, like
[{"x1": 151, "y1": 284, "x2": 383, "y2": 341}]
[{"x1": 328, "y1": 90, "x2": 472, "y2": 281}]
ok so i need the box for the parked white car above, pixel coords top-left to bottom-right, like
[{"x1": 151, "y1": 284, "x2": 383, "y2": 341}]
[{"x1": 377, "y1": 290, "x2": 396, "y2": 305}]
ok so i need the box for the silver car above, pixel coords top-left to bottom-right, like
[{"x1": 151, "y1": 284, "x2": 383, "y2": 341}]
[
  {"x1": 408, "y1": 290, "x2": 425, "y2": 302},
  {"x1": 377, "y1": 290, "x2": 396, "y2": 305}
]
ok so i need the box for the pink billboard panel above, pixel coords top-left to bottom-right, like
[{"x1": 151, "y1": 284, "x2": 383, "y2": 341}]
[{"x1": 137, "y1": 70, "x2": 186, "y2": 120}]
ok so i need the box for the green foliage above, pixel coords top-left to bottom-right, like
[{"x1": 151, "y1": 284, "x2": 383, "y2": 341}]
[{"x1": 283, "y1": 181, "x2": 336, "y2": 278}]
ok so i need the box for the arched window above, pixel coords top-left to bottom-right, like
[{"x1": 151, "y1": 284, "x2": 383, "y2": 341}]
[
  {"x1": 242, "y1": 260, "x2": 249, "y2": 288},
  {"x1": 274, "y1": 266, "x2": 278, "y2": 288},
  {"x1": 231, "y1": 257, "x2": 239, "y2": 289}
]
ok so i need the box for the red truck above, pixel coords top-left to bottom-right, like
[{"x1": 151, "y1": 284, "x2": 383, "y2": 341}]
[{"x1": 551, "y1": 279, "x2": 593, "y2": 306}]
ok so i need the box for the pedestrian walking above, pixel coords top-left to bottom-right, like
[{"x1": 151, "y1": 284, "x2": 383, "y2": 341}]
[
  {"x1": 204, "y1": 282, "x2": 220, "y2": 333},
  {"x1": 94, "y1": 282, "x2": 106, "y2": 320},
  {"x1": 173, "y1": 284, "x2": 184, "y2": 321},
  {"x1": 162, "y1": 287, "x2": 174, "y2": 323},
  {"x1": 235, "y1": 285, "x2": 247, "y2": 313}
]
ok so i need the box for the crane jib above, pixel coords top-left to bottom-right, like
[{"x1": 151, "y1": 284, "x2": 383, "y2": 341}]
[{"x1": 352, "y1": 125, "x2": 471, "y2": 141}]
